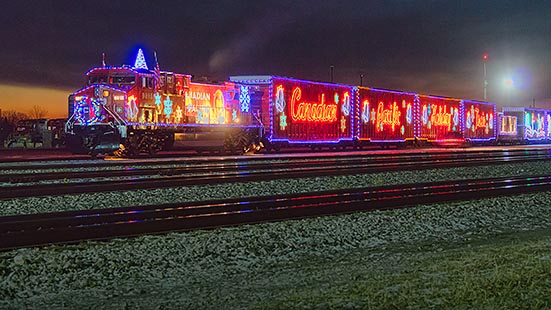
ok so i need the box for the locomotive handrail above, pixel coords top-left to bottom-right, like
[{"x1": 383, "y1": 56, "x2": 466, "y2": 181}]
[
  {"x1": 64, "y1": 111, "x2": 76, "y2": 134},
  {"x1": 101, "y1": 99, "x2": 127, "y2": 131}
]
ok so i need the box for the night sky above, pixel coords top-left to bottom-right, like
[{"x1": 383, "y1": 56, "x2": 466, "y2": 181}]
[{"x1": 1, "y1": 0, "x2": 550, "y2": 117}]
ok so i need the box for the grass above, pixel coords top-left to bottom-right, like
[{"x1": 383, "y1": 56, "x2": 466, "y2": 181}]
[
  {"x1": 2, "y1": 192, "x2": 551, "y2": 309},
  {"x1": 261, "y1": 230, "x2": 551, "y2": 309}
]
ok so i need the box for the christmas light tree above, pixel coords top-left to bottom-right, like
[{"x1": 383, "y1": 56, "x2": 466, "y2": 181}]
[{"x1": 134, "y1": 48, "x2": 148, "y2": 70}]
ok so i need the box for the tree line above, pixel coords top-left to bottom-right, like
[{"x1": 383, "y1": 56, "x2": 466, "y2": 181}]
[{"x1": 0, "y1": 105, "x2": 49, "y2": 147}]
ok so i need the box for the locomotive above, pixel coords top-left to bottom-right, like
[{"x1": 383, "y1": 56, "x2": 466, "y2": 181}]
[
  {"x1": 65, "y1": 49, "x2": 550, "y2": 157},
  {"x1": 65, "y1": 49, "x2": 262, "y2": 157}
]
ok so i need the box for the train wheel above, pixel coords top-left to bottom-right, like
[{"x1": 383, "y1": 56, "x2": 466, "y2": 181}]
[
  {"x1": 83, "y1": 136, "x2": 97, "y2": 153},
  {"x1": 112, "y1": 144, "x2": 125, "y2": 157},
  {"x1": 224, "y1": 130, "x2": 252, "y2": 155}
]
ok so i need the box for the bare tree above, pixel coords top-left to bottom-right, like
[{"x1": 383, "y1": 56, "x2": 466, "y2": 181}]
[
  {"x1": 1, "y1": 110, "x2": 28, "y2": 147},
  {"x1": 29, "y1": 105, "x2": 48, "y2": 119},
  {"x1": 2, "y1": 110, "x2": 29, "y2": 125}
]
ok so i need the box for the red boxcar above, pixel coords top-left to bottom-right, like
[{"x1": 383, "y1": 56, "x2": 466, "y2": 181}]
[
  {"x1": 231, "y1": 76, "x2": 355, "y2": 145},
  {"x1": 462, "y1": 100, "x2": 496, "y2": 142},
  {"x1": 356, "y1": 87, "x2": 417, "y2": 142},
  {"x1": 418, "y1": 95, "x2": 462, "y2": 141}
]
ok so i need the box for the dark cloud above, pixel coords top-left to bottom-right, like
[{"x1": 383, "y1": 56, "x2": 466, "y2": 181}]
[{"x1": 0, "y1": 0, "x2": 549, "y2": 105}]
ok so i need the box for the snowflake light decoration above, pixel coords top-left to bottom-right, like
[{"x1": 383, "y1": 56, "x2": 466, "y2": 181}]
[
  {"x1": 163, "y1": 96, "x2": 173, "y2": 120},
  {"x1": 239, "y1": 86, "x2": 250, "y2": 112}
]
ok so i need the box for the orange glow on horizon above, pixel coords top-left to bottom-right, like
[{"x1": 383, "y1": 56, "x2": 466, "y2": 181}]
[{"x1": 0, "y1": 84, "x2": 71, "y2": 118}]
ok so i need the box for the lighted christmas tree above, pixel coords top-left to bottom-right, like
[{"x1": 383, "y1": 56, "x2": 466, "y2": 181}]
[{"x1": 134, "y1": 48, "x2": 148, "y2": 70}]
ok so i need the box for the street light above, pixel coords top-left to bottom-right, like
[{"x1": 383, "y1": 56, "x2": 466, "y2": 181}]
[
  {"x1": 503, "y1": 78, "x2": 514, "y2": 89},
  {"x1": 483, "y1": 54, "x2": 488, "y2": 100}
]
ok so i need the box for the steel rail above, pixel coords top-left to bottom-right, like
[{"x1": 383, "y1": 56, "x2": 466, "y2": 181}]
[
  {"x1": 2, "y1": 174, "x2": 551, "y2": 250},
  {"x1": 0, "y1": 152, "x2": 549, "y2": 200},
  {"x1": 1, "y1": 148, "x2": 548, "y2": 171},
  {"x1": 2, "y1": 148, "x2": 548, "y2": 183}
]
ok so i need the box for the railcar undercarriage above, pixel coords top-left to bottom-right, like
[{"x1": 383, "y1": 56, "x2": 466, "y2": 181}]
[{"x1": 67, "y1": 124, "x2": 262, "y2": 158}]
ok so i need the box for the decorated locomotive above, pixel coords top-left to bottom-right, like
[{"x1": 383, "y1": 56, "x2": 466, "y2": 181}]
[
  {"x1": 65, "y1": 49, "x2": 262, "y2": 156},
  {"x1": 65, "y1": 49, "x2": 550, "y2": 157}
]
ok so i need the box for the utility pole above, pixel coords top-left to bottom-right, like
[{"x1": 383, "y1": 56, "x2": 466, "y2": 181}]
[
  {"x1": 330, "y1": 65, "x2": 334, "y2": 83},
  {"x1": 360, "y1": 74, "x2": 364, "y2": 87}
]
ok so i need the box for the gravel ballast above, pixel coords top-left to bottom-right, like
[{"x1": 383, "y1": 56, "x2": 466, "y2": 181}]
[
  {"x1": 0, "y1": 161, "x2": 550, "y2": 216},
  {"x1": 1, "y1": 191, "x2": 551, "y2": 308}
]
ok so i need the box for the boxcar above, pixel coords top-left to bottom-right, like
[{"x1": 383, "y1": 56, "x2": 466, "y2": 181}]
[
  {"x1": 231, "y1": 76, "x2": 355, "y2": 150},
  {"x1": 501, "y1": 107, "x2": 549, "y2": 143},
  {"x1": 356, "y1": 87, "x2": 417, "y2": 145},
  {"x1": 417, "y1": 95, "x2": 462, "y2": 142},
  {"x1": 462, "y1": 100, "x2": 497, "y2": 143}
]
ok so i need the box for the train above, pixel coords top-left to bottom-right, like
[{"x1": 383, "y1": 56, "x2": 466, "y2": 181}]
[{"x1": 65, "y1": 48, "x2": 550, "y2": 157}]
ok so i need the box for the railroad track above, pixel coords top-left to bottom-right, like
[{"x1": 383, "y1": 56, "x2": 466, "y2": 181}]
[
  {"x1": 1, "y1": 147, "x2": 549, "y2": 171},
  {"x1": 1, "y1": 149, "x2": 550, "y2": 199},
  {"x1": 2, "y1": 174, "x2": 551, "y2": 250}
]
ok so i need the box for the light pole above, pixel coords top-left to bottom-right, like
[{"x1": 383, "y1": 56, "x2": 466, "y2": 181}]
[
  {"x1": 483, "y1": 54, "x2": 488, "y2": 100},
  {"x1": 360, "y1": 74, "x2": 364, "y2": 86},
  {"x1": 330, "y1": 65, "x2": 334, "y2": 83}
]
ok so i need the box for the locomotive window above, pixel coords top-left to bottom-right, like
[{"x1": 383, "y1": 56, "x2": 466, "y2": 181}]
[
  {"x1": 110, "y1": 75, "x2": 136, "y2": 85},
  {"x1": 88, "y1": 75, "x2": 108, "y2": 85},
  {"x1": 139, "y1": 77, "x2": 154, "y2": 89}
]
